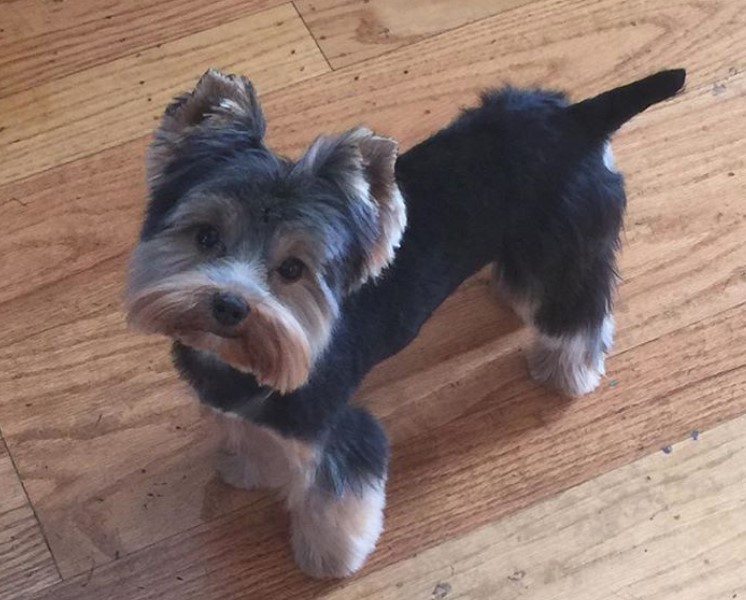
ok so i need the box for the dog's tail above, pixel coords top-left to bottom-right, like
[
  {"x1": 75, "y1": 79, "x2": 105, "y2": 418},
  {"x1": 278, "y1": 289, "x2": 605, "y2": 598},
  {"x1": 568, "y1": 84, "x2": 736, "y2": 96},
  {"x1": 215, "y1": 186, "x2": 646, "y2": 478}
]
[{"x1": 566, "y1": 69, "x2": 686, "y2": 139}]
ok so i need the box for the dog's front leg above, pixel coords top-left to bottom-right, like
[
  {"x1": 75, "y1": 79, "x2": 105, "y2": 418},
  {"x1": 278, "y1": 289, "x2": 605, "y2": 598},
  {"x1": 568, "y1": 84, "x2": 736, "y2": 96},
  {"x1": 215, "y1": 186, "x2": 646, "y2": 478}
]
[
  {"x1": 213, "y1": 411, "x2": 314, "y2": 491},
  {"x1": 287, "y1": 406, "x2": 389, "y2": 578}
]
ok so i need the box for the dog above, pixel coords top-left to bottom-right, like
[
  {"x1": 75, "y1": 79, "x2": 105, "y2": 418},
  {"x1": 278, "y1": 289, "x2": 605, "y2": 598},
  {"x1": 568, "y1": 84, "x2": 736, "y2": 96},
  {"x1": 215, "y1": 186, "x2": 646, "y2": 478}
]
[{"x1": 125, "y1": 68, "x2": 686, "y2": 578}]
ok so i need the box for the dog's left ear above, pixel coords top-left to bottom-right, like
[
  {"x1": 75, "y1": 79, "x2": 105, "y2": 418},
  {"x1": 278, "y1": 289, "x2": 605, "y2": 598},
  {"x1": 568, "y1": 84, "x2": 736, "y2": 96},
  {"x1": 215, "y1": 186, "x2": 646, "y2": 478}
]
[
  {"x1": 148, "y1": 69, "x2": 266, "y2": 184},
  {"x1": 297, "y1": 127, "x2": 407, "y2": 288}
]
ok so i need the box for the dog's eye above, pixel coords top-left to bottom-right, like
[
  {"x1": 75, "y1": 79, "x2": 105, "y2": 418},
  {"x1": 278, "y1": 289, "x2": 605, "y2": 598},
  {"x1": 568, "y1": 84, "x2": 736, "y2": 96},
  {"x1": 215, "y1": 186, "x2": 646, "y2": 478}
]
[
  {"x1": 195, "y1": 225, "x2": 221, "y2": 251},
  {"x1": 277, "y1": 257, "x2": 305, "y2": 282}
]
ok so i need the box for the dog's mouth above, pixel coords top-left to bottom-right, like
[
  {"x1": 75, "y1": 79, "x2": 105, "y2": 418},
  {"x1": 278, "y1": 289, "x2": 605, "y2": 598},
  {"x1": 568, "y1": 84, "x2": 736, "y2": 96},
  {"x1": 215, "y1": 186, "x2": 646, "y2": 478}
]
[
  {"x1": 209, "y1": 327, "x2": 243, "y2": 340},
  {"x1": 126, "y1": 285, "x2": 313, "y2": 393},
  {"x1": 174, "y1": 322, "x2": 311, "y2": 393}
]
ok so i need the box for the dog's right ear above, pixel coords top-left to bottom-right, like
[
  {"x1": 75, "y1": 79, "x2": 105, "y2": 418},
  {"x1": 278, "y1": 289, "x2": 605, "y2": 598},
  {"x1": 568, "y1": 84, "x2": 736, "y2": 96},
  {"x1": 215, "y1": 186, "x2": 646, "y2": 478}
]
[
  {"x1": 148, "y1": 69, "x2": 266, "y2": 184},
  {"x1": 161, "y1": 69, "x2": 265, "y2": 138}
]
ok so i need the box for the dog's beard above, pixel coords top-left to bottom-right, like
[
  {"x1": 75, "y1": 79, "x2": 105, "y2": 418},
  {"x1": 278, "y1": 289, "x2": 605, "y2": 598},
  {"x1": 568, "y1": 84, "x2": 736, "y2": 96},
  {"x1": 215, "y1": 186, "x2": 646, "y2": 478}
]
[{"x1": 125, "y1": 273, "x2": 313, "y2": 393}]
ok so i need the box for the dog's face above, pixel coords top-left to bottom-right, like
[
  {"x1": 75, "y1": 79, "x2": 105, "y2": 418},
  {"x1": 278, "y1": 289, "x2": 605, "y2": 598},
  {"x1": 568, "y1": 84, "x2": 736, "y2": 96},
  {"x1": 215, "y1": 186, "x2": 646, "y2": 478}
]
[{"x1": 125, "y1": 70, "x2": 406, "y2": 392}]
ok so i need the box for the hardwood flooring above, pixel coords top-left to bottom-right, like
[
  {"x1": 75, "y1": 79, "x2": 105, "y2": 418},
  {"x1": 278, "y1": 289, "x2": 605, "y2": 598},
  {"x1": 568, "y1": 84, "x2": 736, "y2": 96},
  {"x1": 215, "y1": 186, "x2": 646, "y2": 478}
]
[{"x1": 0, "y1": 0, "x2": 743, "y2": 598}]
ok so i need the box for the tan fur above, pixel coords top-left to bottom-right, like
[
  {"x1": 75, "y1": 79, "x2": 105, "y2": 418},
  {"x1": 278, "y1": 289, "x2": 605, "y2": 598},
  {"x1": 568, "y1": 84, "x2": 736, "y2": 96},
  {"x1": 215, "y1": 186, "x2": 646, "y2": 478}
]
[
  {"x1": 289, "y1": 479, "x2": 386, "y2": 578},
  {"x1": 356, "y1": 131, "x2": 407, "y2": 283},
  {"x1": 269, "y1": 233, "x2": 339, "y2": 370},
  {"x1": 126, "y1": 269, "x2": 313, "y2": 393},
  {"x1": 137, "y1": 73, "x2": 406, "y2": 395},
  {"x1": 163, "y1": 70, "x2": 257, "y2": 130},
  {"x1": 529, "y1": 315, "x2": 614, "y2": 397},
  {"x1": 295, "y1": 128, "x2": 407, "y2": 288},
  {"x1": 211, "y1": 410, "x2": 386, "y2": 578},
  {"x1": 211, "y1": 410, "x2": 319, "y2": 492},
  {"x1": 125, "y1": 273, "x2": 216, "y2": 335},
  {"x1": 126, "y1": 192, "x2": 343, "y2": 392},
  {"x1": 271, "y1": 282, "x2": 333, "y2": 371},
  {"x1": 218, "y1": 299, "x2": 312, "y2": 393}
]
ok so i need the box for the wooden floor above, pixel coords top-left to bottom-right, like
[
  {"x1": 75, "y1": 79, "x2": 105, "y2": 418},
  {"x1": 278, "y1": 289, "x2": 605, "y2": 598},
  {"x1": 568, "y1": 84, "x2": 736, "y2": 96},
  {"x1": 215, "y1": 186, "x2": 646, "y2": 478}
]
[{"x1": 0, "y1": 0, "x2": 744, "y2": 598}]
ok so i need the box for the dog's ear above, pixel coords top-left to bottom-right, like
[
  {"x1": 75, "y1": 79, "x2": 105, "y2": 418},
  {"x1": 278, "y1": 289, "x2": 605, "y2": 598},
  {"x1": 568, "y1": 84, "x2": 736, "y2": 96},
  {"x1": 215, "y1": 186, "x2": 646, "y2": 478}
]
[
  {"x1": 297, "y1": 127, "x2": 407, "y2": 288},
  {"x1": 161, "y1": 68, "x2": 265, "y2": 138},
  {"x1": 148, "y1": 69, "x2": 266, "y2": 184}
]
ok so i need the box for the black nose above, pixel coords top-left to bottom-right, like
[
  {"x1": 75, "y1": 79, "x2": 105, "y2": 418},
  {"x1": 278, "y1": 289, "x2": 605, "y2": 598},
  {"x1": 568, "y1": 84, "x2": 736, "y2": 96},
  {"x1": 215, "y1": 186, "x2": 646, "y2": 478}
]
[{"x1": 211, "y1": 292, "x2": 249, "y2": 327}]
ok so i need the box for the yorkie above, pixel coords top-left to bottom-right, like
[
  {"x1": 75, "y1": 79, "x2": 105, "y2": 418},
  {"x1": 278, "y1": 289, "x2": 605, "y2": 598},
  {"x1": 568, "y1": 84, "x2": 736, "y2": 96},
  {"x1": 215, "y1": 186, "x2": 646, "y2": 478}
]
[{"x1": 125, "y1": 68, "x2": 685, "y2": 577}]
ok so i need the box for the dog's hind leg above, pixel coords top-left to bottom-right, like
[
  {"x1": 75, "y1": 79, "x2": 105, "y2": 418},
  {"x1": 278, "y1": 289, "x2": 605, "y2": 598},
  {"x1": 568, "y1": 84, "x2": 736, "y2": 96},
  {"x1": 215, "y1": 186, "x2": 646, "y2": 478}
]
[
  {"x1": 492, "y1": 150, "x2": 625, "y2": 397},
  {"x1": 527, "y1": 309, "x2": 615, "y2": 397},
  {"x1": 495, "y1": 261, "x2": 616, "y2": 396},
  {"x1": 494, "y1": 249, "x2": 618, "y2": 397}
]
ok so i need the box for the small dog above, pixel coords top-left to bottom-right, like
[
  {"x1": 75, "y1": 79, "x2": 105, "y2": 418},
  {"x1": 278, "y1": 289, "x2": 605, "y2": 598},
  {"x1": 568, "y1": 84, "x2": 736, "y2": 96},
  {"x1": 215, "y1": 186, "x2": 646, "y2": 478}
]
[{"x1": 125, "y1": 68, "x2": 685, "y2": 577}]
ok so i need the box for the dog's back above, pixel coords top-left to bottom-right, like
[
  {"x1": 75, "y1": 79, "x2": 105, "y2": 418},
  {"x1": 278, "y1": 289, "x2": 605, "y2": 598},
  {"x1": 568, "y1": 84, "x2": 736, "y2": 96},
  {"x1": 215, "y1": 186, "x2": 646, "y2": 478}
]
[{"x1": 394, "y1": 70, "x2": 685, "y2": 395}]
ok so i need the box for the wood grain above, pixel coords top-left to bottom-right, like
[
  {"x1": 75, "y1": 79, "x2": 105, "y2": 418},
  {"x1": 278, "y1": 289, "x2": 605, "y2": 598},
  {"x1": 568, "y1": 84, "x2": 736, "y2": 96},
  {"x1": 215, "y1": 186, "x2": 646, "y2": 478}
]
[
  {"x1": 0, "y1": 0, "x2": 742, "y2": 582},
  {"x1": 0, "y1": 0, "x2": 741, "y2": 322},
  {"x1": 0, "y1": 0, "x2": 287, "y2": 99},
  {"x1": 268, "y1": 0, "x2": 745, "y2": 159},
  {"x1": 0, "y1": 255, "x2": 256, "y2": 578},
  {"x1": 294, "y1": 0, "x2": 536, "y2": 68},
  {"x1": 24, "y1": 304, "x2": 746, "y2": 599},
  {"x1": 0, "y1": 136, "x2": 148, "y2": 306},
  {"x1": 324, "y1": 415, "x2": 746, "y2": 600},
  {"x1": 0, "y1": 442, "x2": 27, "y2": 514},
  {"x1": 0, "y1": 441, "x2": 59, "y2": 600},
  {"x1": 0, "y1": 0, "x2": 743, "y2": 593},
  {"x1": 0, "y1": 3, "x2": 330, "y2": 185}
]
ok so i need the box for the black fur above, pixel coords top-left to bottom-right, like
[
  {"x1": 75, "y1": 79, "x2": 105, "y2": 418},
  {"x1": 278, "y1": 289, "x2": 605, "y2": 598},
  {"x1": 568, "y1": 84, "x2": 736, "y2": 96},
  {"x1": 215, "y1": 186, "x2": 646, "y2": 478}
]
[{"x1": 162, "y1": 70, "x2": 685, "y2": 497}]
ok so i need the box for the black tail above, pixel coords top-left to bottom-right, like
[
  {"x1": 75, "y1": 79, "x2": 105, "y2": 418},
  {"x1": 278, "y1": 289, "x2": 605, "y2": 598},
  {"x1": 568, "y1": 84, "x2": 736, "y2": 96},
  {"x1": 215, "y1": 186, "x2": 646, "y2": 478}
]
[{"x1": 567, "y1": 69, "x2": 686, "y2": 139}]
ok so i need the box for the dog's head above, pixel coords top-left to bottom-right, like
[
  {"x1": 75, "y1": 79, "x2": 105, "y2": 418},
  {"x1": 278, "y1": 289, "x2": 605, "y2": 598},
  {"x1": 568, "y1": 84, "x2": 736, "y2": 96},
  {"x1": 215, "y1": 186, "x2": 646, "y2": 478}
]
[{"x1": 125, "y1": 69, "x2": 406, "y2": 392}]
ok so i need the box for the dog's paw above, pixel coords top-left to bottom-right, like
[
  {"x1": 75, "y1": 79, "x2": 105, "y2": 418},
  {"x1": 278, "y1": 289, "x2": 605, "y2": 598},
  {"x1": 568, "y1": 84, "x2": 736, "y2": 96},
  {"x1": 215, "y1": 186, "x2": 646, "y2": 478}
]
[
  {"x1": 291, "y1": 515, "x2": 380, "y2": 579},
  {"x1": 290, "y1": 483, "x2": 385, "y2": 579},
  {"x1": 291, "y1": 526, "x2": 363, "y2": 578},
  {"x1": 528, "y1": 317, "x2": 614, "y2": 397},
  {"x1": 528, "y1": 342, "x2": 604, "y2": 397},
  {"x1": 216, "y1": 449, "x2": 261, "y2": 490}
]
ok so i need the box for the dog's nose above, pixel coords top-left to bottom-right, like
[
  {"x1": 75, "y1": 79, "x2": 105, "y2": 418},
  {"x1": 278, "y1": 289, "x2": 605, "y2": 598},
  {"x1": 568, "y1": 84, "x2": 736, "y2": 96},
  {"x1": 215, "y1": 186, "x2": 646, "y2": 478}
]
[{"x1": 211, "y1": 292, "x2": 249, "y2": 327}]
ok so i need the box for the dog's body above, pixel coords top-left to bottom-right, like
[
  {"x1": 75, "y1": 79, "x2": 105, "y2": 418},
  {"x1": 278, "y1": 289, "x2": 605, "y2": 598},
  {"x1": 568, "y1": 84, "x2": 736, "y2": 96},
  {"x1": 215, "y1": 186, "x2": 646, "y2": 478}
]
[{"x1": 126, "y1": 69, "x2": 685, "y2": 577}]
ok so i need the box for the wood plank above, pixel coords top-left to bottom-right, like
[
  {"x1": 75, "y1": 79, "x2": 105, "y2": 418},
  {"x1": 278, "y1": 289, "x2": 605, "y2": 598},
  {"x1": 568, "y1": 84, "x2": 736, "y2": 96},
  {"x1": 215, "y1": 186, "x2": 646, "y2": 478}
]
[
  {"x1": 0, "y1": 441, "x2": 59, "y2": 600},
  {"x1": 323, "y1": 415, "x2": 746, "y2": 600},
  {"x1": 294, "y1": 0, "x2": 536, "y2": 69},
  {"x1": 0, "y1": 0, "x2": 287, "y2": 99},
  {"x1": 270, "y1": 0, "x2": 745, "y2": 159},
  {"x1": 0, "y1": 507, "x2": 59, "y2": 600},
  {"x1": 0, "y1": 0, "x2": 742, "y2": 314},
  {"x1": 0, "y1": 136, "x2": 147, "y2": 306},
  {"x1": 23, "y1": 304, "x2": 746, "y2": 599},
  {"x1": 0, "y1": 3, "x2": 330, "y2": 185},
  {"x1": 0, "y1": 442, "x2": 26, "y2": 514},
  {"x1": 0, "y1": 0, "x2": 743, "y2": 580}
]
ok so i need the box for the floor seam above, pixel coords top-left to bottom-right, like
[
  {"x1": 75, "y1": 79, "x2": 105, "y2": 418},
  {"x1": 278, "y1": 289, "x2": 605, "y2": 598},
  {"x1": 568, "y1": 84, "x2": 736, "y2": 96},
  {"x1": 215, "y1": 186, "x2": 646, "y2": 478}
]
[
  {"x1": 292, "y1": 1, "x2": 334, "y2": 72},
  {"x1": 0, "y1": 433, "x2": 64, "y2": 583}
]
